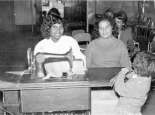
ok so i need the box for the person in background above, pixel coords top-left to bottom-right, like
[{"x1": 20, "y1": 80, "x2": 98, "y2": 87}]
[
  {"x1": 103, "y1": 8, "x2": 114, "y2": 20},
  {"x1": 113, "y1": 10, "x2": 135, "y2": 57},
  {"x1": 40, "y1": 8, "x2": 62, "y2": 38},
  {"x1": 150, "y1": 36, "x2": 155, "y2": 53},
  {"x1": 113, "y1": 51, "x2": 155, "y2": 115},
  {"x1": 42, "y1": 11, "x2": 47, "y2": 22},
  {"x1": 86, "y1": 17, "x2": 131, "y2": 68},
  {"x1": 34, "y1": 8, "x2": 86, "y2": 78},
  {"x1": 38, "y1": 11, "x2": 47, "y2": 30}
]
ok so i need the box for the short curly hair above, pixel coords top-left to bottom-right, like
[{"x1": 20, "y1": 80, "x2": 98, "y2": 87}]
[
  {"x1": 115, "y1": 10, "x2": 128, "y2": 24},
  {"x1": 40, "y1": 8, "x2": 62, "y2": 38},
  {"x1": 133, "y1": 51, "x2": 155, "y2": 77}
]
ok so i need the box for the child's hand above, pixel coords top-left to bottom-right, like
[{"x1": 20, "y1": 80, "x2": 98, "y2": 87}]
[
  {"x1": 110, "y1": 76, "x2": 117, "y2": 85},
  {"x1": 126, "y1": 71, "x2": 135, "y2": 79},
  {"x1": 120, "y1": 68, "x2": 130, "y2": 75}
]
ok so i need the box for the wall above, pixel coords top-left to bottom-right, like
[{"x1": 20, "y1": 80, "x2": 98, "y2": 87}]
[
  {"x1": 42, "y1": 0, "x2": 64, "y2": 18},
  {"x1": 144, "y1": 1, "x2": 155, "y2": 23},
  {"x1": 87, "y1": 0, "x2": 139, "y2": 25},
  {"x1": 87, "y1": 0, "x2": 155, "y2": 25},
  {"x1": 0, "y1": 0, "x2": 14, "y2": 32},
  {"x1": 14, "y1": 0, "x2": 36, "y2": 25}
]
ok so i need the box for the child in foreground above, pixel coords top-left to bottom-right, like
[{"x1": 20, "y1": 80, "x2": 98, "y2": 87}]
[{"x1": 113, "y1": 51, "x2": 155, "y2": 115}]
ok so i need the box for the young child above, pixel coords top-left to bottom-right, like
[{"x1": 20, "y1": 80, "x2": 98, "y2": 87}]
[{"x1": 113, "y1": 51, "x2": 155, "y2": 115}]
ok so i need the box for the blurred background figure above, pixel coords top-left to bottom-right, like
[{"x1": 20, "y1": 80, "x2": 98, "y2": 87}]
[
  {"x1": 42, "y1": 10, "x2": 47, "y2": 22},
  {"x1": 103, "y1": 8, "x2": 114, "y2": 20},
  {"x1": 38, "y1": 10, "x2": 47, "y2": 31},
  {"x1": 113, "y1": 10, "x2": 136, "y2": 59},
  {"x1": 40, "y1": 8, "x2": 62, "y2": 38}
]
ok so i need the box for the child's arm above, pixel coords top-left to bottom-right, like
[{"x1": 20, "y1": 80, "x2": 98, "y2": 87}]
[
  {"x1": 114, "y1": 68, "x2": 151, "y2": 98},
  {"x1": 114, "y1": 68, "x2": 132, "y2": 96},
  {"x1": 110, "y1": 68, "x2": 130, "y2": 85}
]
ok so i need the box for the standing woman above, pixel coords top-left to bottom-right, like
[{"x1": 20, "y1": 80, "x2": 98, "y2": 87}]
[
  {"x1": 114, "y1": 11, "x2": 135, "y2": 56},
  {"x1": 86, "y1": 17, "x2": 131, "y2": 68}
]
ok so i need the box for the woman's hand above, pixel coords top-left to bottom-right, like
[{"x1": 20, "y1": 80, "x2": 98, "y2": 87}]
[{"x1": 35, "y1": 54, "x2": 46, "y2": 63}]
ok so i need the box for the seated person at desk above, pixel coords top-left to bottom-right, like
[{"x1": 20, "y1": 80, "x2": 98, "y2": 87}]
[
  {"x1": 86, "y1": 17, "x2": 131, "y2": 68},
  {"x1": 34, "y1": 8, "x2": 86, "y2": 78},
  {"x1": 86, "y1": 17, "x2": 132, "y2": 115}
]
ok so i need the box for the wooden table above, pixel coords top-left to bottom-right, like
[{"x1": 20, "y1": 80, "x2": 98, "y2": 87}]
[{"x1": 0, "y1": 67, "x2": 121, "y2": 115}]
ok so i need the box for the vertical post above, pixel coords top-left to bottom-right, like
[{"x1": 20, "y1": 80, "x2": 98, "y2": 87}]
[
  {"x1": 86, "y1": 0, "x2": 89, "y2": 32},
  {"x1": 31, "y1": 0, "x2": 35, "y2": 33}
]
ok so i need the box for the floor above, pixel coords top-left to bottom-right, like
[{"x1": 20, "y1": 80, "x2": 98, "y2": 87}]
[
  {"x1": 0, "y1": 30, "x2": 155, "y2": 115},
  {"x1": 91, "y1": 88, "x2": 155, "y2": 115},
  {"x1": 143, "y1": 88, "x2": 155, "y2": 115}
]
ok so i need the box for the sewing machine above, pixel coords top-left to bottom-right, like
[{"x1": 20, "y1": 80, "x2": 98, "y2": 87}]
[{"x1": 27, "y1": 48, "x2": 86, "y2": 79}]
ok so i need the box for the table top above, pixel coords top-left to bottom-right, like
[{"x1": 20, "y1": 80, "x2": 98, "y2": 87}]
[{"x1": 0, "y1": 67, "x2": 121, "y2": 90}]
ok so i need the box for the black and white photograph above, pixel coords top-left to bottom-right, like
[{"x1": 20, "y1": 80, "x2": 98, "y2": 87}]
[{"x1": 0, "y1": 0, "x2": 155, "y2": 115}]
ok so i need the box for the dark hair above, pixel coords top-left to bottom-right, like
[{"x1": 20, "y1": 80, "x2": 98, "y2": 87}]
[
  {"x1": 98, "y1": 16, "x2": 115, "y2": 28},
  {"x1": 103, "y1": 8, "x2": 114, "y2": 20},
  {"x1": 112, "y1": 10, "x2": 128, "y2": 38},
  {"x1": 40, "y1": 8, "x2": 63, "y2": 38},
  {"x1": 42, "y1": 11, "x2": 47, "y2": 16},
  {"x1": 91, "y1": 17, "x2": 114, "y2": 39},
  {"x1": 47, "y1": 8, "x2": 62, "y2": 20},
  {"x1": 115, "y1": 10, "x2": 128, "y2": 24}
]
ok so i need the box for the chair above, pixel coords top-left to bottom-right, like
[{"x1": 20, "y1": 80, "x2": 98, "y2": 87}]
[
  {"x1": 26, "y1": 47, "x2": 35, "y2": 72},
  {"x1": 73, "y1": 32, "x2": 91, "y2": 52},
  {"x1": 72, "y1": 29, "x2": 85, "y2": 36}
]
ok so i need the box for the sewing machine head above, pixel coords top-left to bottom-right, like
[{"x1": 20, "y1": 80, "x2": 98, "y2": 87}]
[{"x1": 27, "y1": 48, "x2": 86, "y2": 79}]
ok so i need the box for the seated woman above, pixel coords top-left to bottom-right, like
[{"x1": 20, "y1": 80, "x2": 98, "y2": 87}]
[
  {"x1": 86, "y1": 17, "x2": 131, "y2": 68},
  {"x1": 87, "y1": 17, "x2": 132, "y2": 115},
  {"x1": 34, "y1": 8, "x2": 86, "y2": 78}
]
